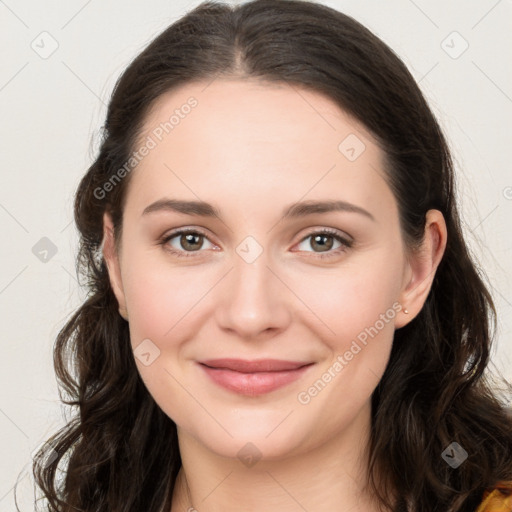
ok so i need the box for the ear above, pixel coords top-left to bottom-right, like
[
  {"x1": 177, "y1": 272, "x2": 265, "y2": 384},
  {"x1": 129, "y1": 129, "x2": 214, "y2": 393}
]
[
  {"x1": 102, "y1": 211, "x2": 128, "y2": 321},
  {"x1": 395, "y1": 209, "x2": 447, "y2": 328}
]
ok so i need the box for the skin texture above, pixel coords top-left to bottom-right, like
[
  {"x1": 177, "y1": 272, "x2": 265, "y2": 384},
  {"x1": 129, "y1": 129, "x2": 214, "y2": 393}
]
[{"x1": 102, "y1": 79, "x2": 447, "y2": 512}]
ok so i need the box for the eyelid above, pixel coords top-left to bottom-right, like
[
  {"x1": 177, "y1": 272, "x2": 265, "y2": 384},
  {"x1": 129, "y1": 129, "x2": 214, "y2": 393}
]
[{"x1": 299, "y1": 226, "x2": 353, "y2": 244}]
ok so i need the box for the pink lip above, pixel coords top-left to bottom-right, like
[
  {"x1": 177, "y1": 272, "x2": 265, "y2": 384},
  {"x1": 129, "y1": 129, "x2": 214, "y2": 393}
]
[{"x1": 198, "y1": 358, "x2": 314, "y2": 396}]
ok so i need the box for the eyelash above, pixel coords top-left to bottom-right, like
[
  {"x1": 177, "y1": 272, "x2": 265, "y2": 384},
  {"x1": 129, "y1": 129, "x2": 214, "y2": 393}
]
[{"x1": 159, "y1": 227, "x2": 353, "y2": 260}]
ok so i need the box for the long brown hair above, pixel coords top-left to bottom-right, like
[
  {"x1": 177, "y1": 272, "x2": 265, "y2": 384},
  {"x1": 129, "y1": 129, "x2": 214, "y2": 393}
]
[{"x1": 22, "y1": 1, "x2": 512, "y2": 511}]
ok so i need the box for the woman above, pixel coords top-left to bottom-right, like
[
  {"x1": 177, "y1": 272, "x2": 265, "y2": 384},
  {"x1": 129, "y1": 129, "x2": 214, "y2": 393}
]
[{"x1": 27, "y1": 1, "x2": 512, "y2": 511}]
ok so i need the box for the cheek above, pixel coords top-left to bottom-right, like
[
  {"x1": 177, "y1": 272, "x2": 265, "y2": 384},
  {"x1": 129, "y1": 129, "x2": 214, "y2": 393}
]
[
  {"x1": 291, "y1": 265, "x2": 400, "y2": 428},
  {"x1": 123, "y1": 241, "x2": 403, "y2": 351},
  {"x1": 121, "y1": 256, "x2": 214, "y2": 416},
  {"x1": 287, "y1": 255, "x2": 403, "y2": 345},
  {"x1": 121, "y1": 250, "x2": 217, "y2": 355}
]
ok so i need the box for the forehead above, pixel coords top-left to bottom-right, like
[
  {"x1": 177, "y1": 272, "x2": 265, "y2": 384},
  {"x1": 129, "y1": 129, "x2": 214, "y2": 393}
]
[
  {"x1": 138, "y1": 78, "x2": 376, "y2": 159},
  {"x1": 127, "y1": 78, "x2": 394, "y2": 219}
]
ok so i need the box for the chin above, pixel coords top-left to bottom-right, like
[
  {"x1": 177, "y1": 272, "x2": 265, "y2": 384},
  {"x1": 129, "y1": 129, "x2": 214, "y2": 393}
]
[{"x1": 184, "y1": 416, "x2": 315, "y2": 463}]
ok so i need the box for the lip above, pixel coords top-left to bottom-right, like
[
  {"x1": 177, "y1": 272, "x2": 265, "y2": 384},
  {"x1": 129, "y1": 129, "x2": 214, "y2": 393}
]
[
  {"x1": 200, "y1": 358, "x2": 311, "y2": 372},
  {"x1": 198, "y1": 358, "x2": 315, "y2": 396}
]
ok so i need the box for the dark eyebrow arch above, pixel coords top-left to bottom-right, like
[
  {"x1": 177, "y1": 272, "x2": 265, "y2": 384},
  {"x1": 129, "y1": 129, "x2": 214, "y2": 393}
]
[{"x1": 141, "y1": 198, "x2": 375, "y2": 222}]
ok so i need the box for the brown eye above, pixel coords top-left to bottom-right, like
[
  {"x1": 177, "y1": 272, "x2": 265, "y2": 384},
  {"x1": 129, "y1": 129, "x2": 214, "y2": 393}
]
[
  {"x1": 295, "y1": 229, "x2": 353, "y2": 259},
  {"x1": 161, "y1": 229, "x2": 215, "y2": 257},
  {"x1": 310, "y1": 233, "x2": 335, "y2": 252},
  {"x1": 177, "y1": 232, "x2": 204, "y2": 251}
]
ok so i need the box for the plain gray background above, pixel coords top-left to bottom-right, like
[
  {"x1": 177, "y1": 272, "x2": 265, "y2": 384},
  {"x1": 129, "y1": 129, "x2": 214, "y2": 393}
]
[{"x1": 1, "y1": 0, "x2": 511, "y2": 509}]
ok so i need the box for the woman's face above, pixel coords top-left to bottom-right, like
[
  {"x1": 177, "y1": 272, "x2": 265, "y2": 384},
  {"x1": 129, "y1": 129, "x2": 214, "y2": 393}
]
[{"x1": 103, "y1": 79, "x2": 430, "y2": 461}]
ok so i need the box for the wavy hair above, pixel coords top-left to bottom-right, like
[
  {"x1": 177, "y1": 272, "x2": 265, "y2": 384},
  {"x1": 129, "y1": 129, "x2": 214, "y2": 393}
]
[{"x1": 20, "y1": 1, "x2": 512, "y2": 511}]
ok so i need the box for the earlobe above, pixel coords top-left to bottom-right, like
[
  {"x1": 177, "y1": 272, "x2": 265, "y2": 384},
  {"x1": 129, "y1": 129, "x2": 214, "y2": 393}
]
[
  {"x1": 102, "y1": 212, "x2": 128, "y2": 321},
  {"x1": 396, "y1": 209, "x2": 447, "y2": 328}
]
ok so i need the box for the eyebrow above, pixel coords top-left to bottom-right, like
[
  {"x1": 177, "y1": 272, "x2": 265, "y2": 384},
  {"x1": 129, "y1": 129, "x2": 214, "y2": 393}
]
[{"x1": 141, "y1": 198, "x2": 375, "y2": 222}]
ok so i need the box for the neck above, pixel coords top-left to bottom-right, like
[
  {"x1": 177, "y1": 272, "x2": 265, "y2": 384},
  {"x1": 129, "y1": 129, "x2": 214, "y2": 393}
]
[{"x1": 170, "y1": 402, "x2": 390, "y2": 512}]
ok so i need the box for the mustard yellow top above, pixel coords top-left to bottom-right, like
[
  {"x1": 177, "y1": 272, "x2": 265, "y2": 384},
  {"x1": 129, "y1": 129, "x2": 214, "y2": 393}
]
[{"x1": 476, "y1": 481, "x2": 512, "y2": 512}]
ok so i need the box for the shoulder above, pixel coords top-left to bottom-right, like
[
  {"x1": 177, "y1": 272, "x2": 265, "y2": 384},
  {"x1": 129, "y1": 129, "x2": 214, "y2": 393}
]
[{"x1": 475, "y1": 480, "x2": 512, "y2": 512}]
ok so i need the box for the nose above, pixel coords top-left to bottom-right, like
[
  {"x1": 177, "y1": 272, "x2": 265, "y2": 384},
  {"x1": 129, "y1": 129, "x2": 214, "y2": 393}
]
[{"x1": 215, "y1": 245, "x2": 292, "y2": 341}]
